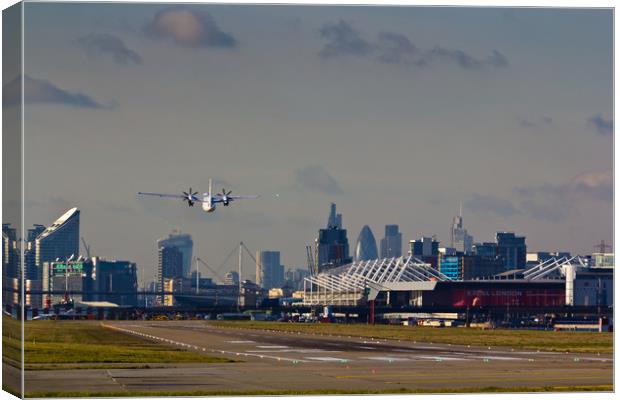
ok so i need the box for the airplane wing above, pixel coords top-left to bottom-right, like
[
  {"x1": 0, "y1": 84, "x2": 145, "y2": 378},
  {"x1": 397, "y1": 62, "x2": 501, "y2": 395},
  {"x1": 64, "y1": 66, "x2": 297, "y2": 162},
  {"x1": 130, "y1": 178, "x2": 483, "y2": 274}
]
[
  {"x1": 211, "y1": 194, "x2": 259, "y2": 204},
  {"x1": 137, "y1": 192, "x2": 202, "y2": 202},
  {"x1": 229, "y1": 195, "x2": 260, "y2": 200}
]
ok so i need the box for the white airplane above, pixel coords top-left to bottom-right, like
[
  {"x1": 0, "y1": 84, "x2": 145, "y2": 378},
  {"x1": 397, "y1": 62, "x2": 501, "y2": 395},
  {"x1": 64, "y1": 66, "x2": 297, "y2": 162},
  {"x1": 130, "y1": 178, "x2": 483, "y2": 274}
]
[{"x1": 138, "y1": 179, "x2": 259, "y2": 213}]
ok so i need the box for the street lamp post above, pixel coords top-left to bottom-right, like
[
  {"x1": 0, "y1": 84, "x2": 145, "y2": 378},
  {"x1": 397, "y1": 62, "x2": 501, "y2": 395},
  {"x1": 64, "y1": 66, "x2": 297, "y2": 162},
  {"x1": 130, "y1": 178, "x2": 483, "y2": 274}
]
[{"x1": 63, "y1": 254, "x2": 75, "y2": 306}]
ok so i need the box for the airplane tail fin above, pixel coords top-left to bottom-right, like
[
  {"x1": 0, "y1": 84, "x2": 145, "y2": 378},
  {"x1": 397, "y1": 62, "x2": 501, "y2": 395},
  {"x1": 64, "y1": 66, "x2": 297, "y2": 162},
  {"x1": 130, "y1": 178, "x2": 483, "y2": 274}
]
[{"x1": 208, "y1": 178, "x2": 212, "y2": 197}]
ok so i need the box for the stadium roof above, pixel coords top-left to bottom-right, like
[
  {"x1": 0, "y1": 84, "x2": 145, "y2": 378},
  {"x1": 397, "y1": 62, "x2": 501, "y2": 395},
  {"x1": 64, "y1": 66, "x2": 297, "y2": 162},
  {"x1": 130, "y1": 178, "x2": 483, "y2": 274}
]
[{"x1": 305, "y1": 255, "x2": 451, "y2": 300}]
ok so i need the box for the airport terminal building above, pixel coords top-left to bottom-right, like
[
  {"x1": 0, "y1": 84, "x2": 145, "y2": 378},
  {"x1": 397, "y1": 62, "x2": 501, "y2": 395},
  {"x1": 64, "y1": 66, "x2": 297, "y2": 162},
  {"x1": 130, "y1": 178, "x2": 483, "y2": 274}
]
[{"x1": 302, "y1": 255, "x2": 612, "y2": 309}]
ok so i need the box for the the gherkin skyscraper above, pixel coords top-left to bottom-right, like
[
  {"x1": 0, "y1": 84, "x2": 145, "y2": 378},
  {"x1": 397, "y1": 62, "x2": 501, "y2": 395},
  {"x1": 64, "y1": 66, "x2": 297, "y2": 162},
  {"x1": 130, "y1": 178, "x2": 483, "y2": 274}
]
[{"x1": 354, "y1": 225, "x2": 378, "y2": 262}]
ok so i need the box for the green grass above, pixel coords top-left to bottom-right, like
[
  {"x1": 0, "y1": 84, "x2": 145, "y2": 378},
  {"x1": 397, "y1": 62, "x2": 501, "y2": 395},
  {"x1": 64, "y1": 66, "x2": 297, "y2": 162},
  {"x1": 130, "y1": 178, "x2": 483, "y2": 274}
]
[
  {"x1": 24, "y1": 363, "x2": 165, "y2": 371},
  {"x1": 3, "y1": 316, "x2": 232, "y2": 367},
  {"x1": 25, "y1": 385, "x2": 613, "y2": 397},
  {"x1": 210, "y1": 321, "x2": 613, "y2": 353}
]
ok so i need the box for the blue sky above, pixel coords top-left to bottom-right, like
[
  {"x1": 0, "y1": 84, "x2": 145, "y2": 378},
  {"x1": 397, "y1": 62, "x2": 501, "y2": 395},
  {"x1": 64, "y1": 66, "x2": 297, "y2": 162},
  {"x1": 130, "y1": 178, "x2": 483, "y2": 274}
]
[{"x1": 9, "y1": 4, "x2": 613, "y2": 283}]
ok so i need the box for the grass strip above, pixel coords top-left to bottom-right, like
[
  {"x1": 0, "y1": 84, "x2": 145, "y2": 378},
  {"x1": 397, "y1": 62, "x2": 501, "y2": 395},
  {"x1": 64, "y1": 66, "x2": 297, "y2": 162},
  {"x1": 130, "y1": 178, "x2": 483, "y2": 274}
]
[
  {"x1": 26, "y1": 385, "x2": 614, "y2": 397},
  {"x1": 3, "y1": 316, "x2": 232, "y2": 365},
  {"x1": 210, "y1": 320, "x2": 613, "y2": 354},
  {"x1": 24, "y1": 363, "x2": 169, "y2": 371}
]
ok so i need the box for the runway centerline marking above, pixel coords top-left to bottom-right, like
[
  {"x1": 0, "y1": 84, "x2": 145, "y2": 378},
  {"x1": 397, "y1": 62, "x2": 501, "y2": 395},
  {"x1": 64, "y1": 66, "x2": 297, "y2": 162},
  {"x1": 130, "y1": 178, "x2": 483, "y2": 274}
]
[
  {"x1": 246, "y1": 349, "x2": 341, "y2": 353},
  {"x1": 305, "y1": 357, "x2": 349, "y2": 362},
  {"x1": 362, "y1": 356, "x2": 410, "y2": 362}
]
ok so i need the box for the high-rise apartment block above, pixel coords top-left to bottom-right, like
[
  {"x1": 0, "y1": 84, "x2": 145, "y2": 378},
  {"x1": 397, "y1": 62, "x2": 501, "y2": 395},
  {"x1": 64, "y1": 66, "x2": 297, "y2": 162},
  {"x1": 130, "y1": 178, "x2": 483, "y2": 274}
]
[
  {"x1": 35, "y1": 208, "x2": 80, "y2": 272},
  {"x1": 256, "y1": 250, "x2": 285, "y2": 289},
  {"x1": 157, "y1": 232, "x2": 193, "y2": 277}
]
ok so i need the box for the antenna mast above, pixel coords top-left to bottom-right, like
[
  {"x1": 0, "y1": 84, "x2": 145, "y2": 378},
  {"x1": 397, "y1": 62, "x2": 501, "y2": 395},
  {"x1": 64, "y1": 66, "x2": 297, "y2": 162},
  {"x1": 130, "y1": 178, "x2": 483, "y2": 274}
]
[
  {"x1": 238, "y1": 241, "x2": 243, "y2": 310},
  {"x1": 594, "y1": 240, "x2": 612, "y2": 253}
]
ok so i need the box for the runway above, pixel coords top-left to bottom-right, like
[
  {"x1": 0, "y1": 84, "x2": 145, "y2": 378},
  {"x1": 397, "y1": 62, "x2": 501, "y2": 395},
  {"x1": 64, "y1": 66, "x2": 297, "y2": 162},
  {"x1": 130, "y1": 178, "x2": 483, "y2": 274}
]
[{"x1": 23, "y1": 320, "x2": 613, "y2": 394}]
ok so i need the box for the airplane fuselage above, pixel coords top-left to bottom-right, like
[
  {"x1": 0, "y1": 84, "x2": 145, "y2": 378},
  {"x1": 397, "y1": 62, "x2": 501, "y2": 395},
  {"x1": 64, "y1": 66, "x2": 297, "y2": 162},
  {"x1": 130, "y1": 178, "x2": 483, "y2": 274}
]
[{"x1": 202, "y1": 194, "x2": 216, "y2": 212}]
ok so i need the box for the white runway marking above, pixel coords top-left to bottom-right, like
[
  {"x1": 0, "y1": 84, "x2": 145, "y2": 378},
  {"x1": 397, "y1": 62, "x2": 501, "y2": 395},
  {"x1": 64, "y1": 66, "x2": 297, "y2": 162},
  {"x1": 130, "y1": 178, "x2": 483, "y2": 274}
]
[
  {"x1": 414, "y1": 355, "x2": 468, "y2": 361},
  {"x1": 297, "y1": 349, "x2": 341, "y2": 353},
  {"x1": 473, "y1": 356, "x2": 524, "y2": 361},
  {"x1": 227, "y1": 340, "x2": 255, "y2": 344},
  {"x1": 256, "y1": 345, "x2": 289, "y2": 349},
  {"x1": 362, "y1": 356, "x2": 409, "y2": 362},
  {"x1": 305, "y1": 357, "x2": 349, "y2": 362},
  {"x1": 357, "y1": 346, "x2": 376, "y2": 350},
  {"x1": 247, "y1": 348, "x2": 341, "y2": 354}
]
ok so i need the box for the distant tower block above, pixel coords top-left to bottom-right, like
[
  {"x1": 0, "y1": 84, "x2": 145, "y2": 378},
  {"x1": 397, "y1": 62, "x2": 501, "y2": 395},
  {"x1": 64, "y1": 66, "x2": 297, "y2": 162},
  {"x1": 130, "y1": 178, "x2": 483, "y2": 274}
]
[
  {"x1": 316, "y1": 203, "x2": 351, "y2": 273},
  {"x1": 450, "y1": 204, "x2": 473, "y2": 253},
  {"x1": 594, "y1": 240, "x2": 612, "y2": 253},
  {"x1": 380, "y1": 225, "x2": 402, "y2": 258}
]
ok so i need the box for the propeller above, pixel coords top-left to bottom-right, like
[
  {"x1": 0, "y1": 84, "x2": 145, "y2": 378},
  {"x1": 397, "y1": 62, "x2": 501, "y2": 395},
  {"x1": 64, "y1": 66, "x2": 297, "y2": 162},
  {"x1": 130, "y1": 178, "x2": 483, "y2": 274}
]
[
  {"x1": 182, "y1": 187, "x2": 199, "y2": 207},
  {"x1": 221, "y1": 188, "x2": 232, "y2": 206}
]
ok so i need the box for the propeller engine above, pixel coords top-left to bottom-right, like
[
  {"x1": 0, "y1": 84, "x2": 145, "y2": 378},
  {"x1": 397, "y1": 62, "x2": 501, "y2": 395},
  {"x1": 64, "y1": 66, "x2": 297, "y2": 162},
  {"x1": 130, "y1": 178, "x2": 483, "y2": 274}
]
[
  {"x1": 182, "y1": 187, "x2": 198, "y2": 207},
  {"x1": 221, "y1": 188, "x2": 232, "y2": 206}
]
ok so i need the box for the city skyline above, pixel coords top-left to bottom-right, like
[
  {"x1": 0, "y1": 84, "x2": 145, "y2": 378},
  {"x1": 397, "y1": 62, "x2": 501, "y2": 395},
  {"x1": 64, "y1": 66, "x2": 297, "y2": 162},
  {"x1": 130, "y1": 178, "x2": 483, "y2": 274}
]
[
  {"x1": 18, "y1": 201, "x2": 608, "y2": 286},
  {"x1": 7, "y1": 4, "x2": 613, "y2": 283}
]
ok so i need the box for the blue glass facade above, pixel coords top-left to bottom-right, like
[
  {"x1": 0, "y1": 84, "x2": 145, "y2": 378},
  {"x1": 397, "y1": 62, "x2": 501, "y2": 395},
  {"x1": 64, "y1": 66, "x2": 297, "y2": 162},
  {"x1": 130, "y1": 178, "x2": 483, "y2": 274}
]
[{"x1": 440, "y1": 256, "x2": 461, "y2": 280}]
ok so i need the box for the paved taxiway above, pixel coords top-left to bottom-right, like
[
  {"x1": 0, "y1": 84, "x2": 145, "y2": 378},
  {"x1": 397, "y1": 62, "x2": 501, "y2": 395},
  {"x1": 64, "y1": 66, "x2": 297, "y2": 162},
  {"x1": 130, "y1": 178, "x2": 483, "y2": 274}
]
[{"x1": 21, "y1": 321, "x2": 613, "y2": 394}]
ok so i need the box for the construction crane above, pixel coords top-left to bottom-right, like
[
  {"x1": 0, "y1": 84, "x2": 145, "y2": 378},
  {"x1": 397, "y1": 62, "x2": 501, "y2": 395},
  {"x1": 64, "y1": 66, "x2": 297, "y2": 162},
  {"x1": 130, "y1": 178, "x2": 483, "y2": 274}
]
[
  {"x1": 594, "y1": 240, "x2": 612, "y2": 253},
  {"x1": 196, "y1": 257, "x2": 226, "y2": 283},
  {"x1": 306, "y1": 245, "x2": 315, "y2": 275},
  {"x1": 81, "y1": 237, "x2": 92, "y2": 259}
]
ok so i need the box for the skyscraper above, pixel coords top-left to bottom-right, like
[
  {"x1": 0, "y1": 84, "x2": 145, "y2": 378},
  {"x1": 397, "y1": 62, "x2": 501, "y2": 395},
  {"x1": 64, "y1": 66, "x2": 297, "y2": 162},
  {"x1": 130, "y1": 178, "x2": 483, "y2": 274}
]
[
  {"x1": 284, "y1": 268, "x2": 310, "y2": 290},
  {"x1": 157, "y1": 245, "x2": 183, "y2": 303},
  {"x1": 380, "y1": 225, "x2": 402, "y2": 258},
  {"x1": 409, "y1": 236, "x2": 440, "y2": 257},
  {"x1": 450, "y1": 205, "x2": 473, "y2": 253},
  {"x1": 354, "y1": 225, "x2": 378, "y2": 261},
  {"x1": 316, "y1": 203, "x2": 352, "y2": 272},
  {"x1": 35, "y1": 208, "x2": 80, "y2": 270},
  {"x1": 496, "y1": 232, "x2": 527, "y2": 269},
  {"x1": 157, "y1": 232, "x2": 193, "y2": 277},
  {"x1": 256, "y1": 250, "x2": 284, "y2": 289},
  {"x1": 327, "y1": 202, "x2": 342, "y2": 229},
  {"x1": 2, "y1": 224, "x2": 19, "y2": 280},
  {"x1": 473, "y1": 242, "x2": 499, "y2": 259},
  {"x1": 25, "y1": 224, "x2": 46, "y2": 280},
  {"x1": 2, "y1": 224, "x2": 20, "y2": 306}
]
